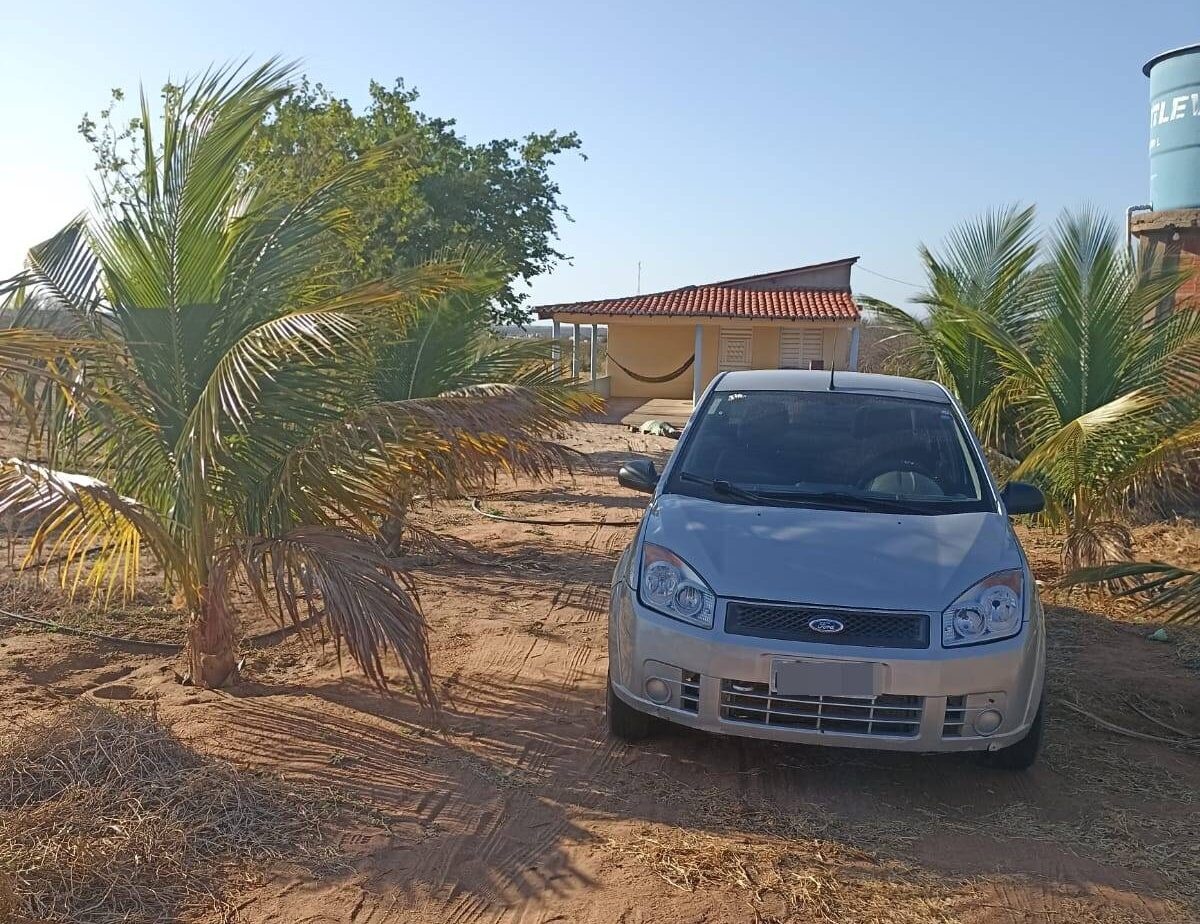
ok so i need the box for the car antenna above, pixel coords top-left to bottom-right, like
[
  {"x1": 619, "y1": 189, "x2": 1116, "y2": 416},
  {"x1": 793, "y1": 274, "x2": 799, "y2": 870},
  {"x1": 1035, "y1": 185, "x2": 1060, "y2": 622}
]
[{"x1": 828, "y1": 362, "x2": 836, "y2": 391}]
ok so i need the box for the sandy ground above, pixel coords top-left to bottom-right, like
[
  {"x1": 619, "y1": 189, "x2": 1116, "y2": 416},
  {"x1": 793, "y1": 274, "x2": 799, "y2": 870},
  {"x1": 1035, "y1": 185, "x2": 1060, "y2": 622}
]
[{"x1": 2, "y1": 417, "x2": 1200, "y2": 923}]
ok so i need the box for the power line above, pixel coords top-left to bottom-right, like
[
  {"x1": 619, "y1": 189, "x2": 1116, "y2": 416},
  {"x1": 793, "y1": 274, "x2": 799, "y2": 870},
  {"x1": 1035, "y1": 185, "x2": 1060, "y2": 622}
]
[{"x1": 857, "y1": 265, "x2": 922, "y2": 288}]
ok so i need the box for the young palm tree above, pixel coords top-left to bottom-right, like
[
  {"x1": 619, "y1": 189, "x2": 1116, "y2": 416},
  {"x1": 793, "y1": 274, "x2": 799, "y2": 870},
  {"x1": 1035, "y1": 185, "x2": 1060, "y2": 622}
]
[
  {"x1": 962, "y1": 209, "x2": 1200, "y2": 570},
  {"x1": 0, "y1": 62, "x2": 593, "y2": 691},
  {"x1": 861, "y1": 204, "x2": 1039, "y2": 439}
]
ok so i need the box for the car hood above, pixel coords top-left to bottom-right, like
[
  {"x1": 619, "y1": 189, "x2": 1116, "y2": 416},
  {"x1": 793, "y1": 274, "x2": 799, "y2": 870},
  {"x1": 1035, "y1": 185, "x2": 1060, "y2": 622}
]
[{"x1": 641, "y1": 494, "x2": 1023, "y2": 612}]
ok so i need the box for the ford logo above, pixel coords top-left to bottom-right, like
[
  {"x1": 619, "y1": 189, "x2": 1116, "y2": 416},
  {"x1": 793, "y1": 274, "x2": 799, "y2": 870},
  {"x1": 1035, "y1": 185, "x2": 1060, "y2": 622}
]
[{"x1": 808, "y1": 617, "x2": 845, "y2": 634}]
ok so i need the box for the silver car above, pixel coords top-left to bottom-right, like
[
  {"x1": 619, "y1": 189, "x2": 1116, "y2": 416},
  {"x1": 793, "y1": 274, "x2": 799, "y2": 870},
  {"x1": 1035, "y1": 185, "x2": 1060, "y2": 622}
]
[{"x1": 609, "y1": 370, "x2": 1047, "y2": 770}]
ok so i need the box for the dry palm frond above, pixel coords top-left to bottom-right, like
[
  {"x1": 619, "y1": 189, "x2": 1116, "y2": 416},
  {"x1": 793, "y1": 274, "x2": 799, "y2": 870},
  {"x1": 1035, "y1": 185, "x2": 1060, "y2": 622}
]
[
  {"x1": 1059, "y1": 519, "x2": 1134, "y2": 573},
  {"x1": 272, "y1": 383, "x2": 593, "y2": 526},
  {"x1": 0, "y1": 704, "x2": 350, "y2": 924},
  {"x1": 1061, "y1": 560, "x2": 1200, "y2": 624},
  {"x1": 214, "y1": 527, "x2": 432, "y2": 699},
  {"x1": 0, "y1": 458, "x2": 182, "y2": 600}
]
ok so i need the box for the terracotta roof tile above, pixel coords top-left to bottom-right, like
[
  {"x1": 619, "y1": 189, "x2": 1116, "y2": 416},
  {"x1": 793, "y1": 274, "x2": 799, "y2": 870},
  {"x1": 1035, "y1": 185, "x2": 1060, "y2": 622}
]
[{"x1": 535, "y1": 285, "x2": 859, "y2": 322}]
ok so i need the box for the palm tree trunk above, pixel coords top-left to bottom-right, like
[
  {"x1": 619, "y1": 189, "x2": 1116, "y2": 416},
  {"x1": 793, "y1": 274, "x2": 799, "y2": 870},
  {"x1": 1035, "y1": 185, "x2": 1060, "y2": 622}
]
[
  {"x1": 1062, "y1": 490, "x2": 1134, "y2": 574},
  {"x1": 185, "y1": 590, "x2": 237, "y2": 688},
  {"x1": 380, "y1": 482, "x2": 415, "y2": 556}
]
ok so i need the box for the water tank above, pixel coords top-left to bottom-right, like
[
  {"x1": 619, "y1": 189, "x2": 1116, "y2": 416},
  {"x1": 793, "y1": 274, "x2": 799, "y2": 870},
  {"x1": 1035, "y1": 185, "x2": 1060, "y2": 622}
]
[{"x1": 1145, "y1": 44, "x2": 1200, "y2": 210}]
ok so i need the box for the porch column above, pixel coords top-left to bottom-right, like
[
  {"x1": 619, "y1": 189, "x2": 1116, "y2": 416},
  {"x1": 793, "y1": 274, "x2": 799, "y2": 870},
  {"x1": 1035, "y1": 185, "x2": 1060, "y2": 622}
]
[
  {"x1": 571, "y1": 322, "x2": 581, "y2": 377},
  {"x1": 589, "y1": 323, "x2": 598, "y2": 383},
  {"x1": 848, "y1": 326, "x2": 861, "y2": 371},
  {"x1": 551, "y1": 319, "x2": 561, "y2": 374},
  {"x1": 692, "y1": 323, "x2": 704, "y2": 404}
]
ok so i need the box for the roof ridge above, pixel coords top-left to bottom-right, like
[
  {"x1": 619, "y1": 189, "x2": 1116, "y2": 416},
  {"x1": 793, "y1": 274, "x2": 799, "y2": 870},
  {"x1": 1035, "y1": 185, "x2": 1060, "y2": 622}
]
[{"x1": 535, "y1": 287, "x2": 859, "y2": 322}]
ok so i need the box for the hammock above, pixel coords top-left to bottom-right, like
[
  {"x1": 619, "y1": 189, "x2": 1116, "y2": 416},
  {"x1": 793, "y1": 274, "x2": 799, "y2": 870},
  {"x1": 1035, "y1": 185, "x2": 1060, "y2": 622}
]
[{"x1": 608, "y1": 353, "x2": 695, "y2": 384}]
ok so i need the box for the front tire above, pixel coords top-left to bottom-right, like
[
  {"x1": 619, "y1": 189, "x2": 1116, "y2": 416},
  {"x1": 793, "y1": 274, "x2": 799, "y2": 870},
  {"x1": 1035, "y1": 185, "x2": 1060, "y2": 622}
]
[
  {"x1": 607, "y1": 675, "x2": 655, "y2": 741},
  {"x1": 978, "y1": 697, "x2": 1044, "y2": 771}
]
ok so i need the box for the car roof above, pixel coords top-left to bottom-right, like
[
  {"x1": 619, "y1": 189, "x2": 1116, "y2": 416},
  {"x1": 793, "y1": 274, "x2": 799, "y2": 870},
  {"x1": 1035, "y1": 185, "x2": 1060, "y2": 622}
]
[{"x1": 714, "y1": 369, "x2": 951, "y2": 402}]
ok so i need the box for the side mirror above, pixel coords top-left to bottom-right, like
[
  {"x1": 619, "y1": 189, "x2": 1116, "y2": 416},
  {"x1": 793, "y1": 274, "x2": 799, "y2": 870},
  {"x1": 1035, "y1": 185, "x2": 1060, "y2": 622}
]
[
  {"x1": 618, "y1": 459, "x2": 659, "y2": 494},
  {"x1": 1001, "y1": 481, "x2": 1044, "y2": 516}
]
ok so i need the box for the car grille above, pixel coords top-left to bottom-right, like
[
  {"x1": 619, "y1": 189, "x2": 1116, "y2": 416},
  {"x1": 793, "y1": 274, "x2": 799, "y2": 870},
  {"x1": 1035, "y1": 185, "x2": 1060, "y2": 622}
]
[
  {"x1": 680, "y1": 670, "x2": 700, "y2": 713},
  {"x1": 720, "y1": 680, "x2": 923, "y2": 737},
  {"x1": 724, "y1": 602, "x2": 929, "y2": 649},
  {"x1": 943, "y1": 695, "x2": 967, "y2": 737}
]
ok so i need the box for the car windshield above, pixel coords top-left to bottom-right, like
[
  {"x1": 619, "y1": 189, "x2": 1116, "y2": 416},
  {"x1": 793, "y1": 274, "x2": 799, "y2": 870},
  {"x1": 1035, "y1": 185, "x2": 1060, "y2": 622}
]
[{"x1": 668, "y1": 389, "x2": 993, "y2": 514}]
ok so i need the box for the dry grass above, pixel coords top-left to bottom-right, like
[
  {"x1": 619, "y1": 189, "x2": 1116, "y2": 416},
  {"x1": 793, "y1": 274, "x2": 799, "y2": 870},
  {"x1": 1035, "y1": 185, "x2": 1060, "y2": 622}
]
[
  {"x1": 1172, "y1": 625, "x2": 1200, "y2": 673},
  {"x1": 608, "y1": 814, "x2": 1194, "y2": 924},
  {"x1": 0, "y1": 703, "x2": 351, "y2": 924},
  {"x1": 608, "y1": 823, "x2": 967, "y2": 924},
  {"x1": 0, "y1": 557, "x2": 179, "y2": 644},
  {"x1": 926, "y1": 801, "x2": 1200, "y2": 913},
  {"x1": 599, "y1": 769, "x2": 1200, "y2": 923}
]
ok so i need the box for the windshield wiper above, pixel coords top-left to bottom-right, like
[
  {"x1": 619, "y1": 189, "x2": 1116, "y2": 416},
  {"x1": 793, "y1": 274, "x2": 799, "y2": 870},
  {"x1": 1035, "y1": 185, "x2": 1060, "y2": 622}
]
[
  {"x1": 677, "y1": 471, "x2": 771, "y2": 504},
  {"x1": 760, "y1": 490, "x2": 934, "y2": 513},
  {"x1": 677, "y1": 473, "x2": 851, "y2": 509}
]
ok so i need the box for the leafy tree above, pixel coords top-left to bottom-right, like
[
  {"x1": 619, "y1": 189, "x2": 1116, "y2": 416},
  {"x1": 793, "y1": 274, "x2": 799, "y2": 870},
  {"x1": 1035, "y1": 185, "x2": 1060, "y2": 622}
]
[
  {"x1": 82, "y1": 77, "x2": 583, "y2": 324},
  {"x1": 0, "y1": 61, "x2": 590, "y2": 691}
]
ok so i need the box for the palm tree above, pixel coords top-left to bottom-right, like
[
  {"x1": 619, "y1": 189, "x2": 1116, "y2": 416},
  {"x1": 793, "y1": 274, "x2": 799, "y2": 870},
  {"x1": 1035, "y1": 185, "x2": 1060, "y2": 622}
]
[
  {"x1": 962, "y1": 209, "x2": 1200, "y2": 570},
  {"x1": 0, "y1": 61, "x2": 593, "y2": 691},
  {"x1": 861, "y1": 204, "x2": 1039, "y2": 442}
]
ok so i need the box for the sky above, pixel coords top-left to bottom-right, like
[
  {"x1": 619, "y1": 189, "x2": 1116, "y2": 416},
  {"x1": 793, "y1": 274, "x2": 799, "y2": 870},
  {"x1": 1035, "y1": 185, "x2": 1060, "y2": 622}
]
[{"x1": 2, "y1": 0, "x2": 1198, "y2": 313}]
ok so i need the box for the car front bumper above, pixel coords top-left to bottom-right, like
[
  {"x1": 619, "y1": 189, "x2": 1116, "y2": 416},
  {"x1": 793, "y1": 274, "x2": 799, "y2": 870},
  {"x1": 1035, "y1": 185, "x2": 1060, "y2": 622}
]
[{"x1": 609, "y1": 582, "x2": 1045, "y2": 753}]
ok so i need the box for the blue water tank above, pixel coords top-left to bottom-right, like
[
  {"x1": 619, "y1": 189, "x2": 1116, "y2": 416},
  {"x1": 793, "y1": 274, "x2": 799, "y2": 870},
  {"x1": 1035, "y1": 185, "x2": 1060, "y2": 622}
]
[{"x1": 1145, "y1": 44, "x2": 1200, "y2": 210}]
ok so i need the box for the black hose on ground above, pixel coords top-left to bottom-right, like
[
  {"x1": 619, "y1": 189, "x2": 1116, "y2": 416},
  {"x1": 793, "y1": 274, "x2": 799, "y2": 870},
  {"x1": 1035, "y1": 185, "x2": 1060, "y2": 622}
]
[
  {"x1": 0, "y1": 608, "x2": 321, "y2": 653},
  {"x1": 469, "y1": 497, "x2": 640, "y2": 528}
]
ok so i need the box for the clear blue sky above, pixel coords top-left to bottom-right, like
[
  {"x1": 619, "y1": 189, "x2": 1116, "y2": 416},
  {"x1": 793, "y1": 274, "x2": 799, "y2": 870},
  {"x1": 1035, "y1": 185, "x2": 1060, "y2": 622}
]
[{"x1": 2, "y1": 0, "x2": 1197, "y2": 311}]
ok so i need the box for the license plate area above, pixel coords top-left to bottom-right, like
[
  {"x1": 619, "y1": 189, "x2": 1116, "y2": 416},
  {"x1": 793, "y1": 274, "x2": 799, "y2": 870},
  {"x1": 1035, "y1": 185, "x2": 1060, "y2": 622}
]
[{"x1": 770, "y1": 658, "x2": 884, "y2": 696}]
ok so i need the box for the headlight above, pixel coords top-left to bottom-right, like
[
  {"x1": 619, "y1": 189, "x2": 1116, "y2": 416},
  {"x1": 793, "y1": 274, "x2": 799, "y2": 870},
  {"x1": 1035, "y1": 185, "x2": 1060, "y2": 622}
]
[
  {"x1": 942, "y1": 571, "x2": 1024, "y2": 647},
  {"x1": 639, "y1": 543, "x2": 716, "y2": 629}
]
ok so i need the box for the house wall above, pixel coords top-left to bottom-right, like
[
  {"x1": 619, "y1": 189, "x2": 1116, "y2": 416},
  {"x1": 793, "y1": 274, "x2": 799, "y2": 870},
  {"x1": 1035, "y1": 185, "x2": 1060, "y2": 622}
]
[
  {"x1": 603, "y1": 320, "x2": 853, "y2": 399},
  {"x1": 1132, "y1": 210, "x2": 1200, "y2": 318},
  {"x1": 606, "y1": 322, "x2": 695, "y2": 398},
  {"x1": 750, "y1": 325, "x2": 781, "y2": 369},
  {"x1": 739, "y1": 263, "x2": 853, "y2": 291}
]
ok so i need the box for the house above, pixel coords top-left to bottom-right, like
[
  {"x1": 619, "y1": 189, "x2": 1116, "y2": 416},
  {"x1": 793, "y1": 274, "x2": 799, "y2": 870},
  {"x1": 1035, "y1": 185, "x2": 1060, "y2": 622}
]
[{"x1": 535, "y1": 258, "x2": 861, "y2": 403}]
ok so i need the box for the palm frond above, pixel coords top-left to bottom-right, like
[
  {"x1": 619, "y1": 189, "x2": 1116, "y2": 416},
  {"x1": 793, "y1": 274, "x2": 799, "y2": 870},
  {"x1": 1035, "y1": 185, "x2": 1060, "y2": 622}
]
[
  {"x1": 213, "y1": 528, "x2": 433, "y2": 697},
  {"x1": 0, "y1": 458, "x2": 182, "y2": 601},
  {"x1": 0, "y1": 328, "x2": 82, "y2": 377},
  {"x1": 1061, "y1": 561, "x2": 1200, "y2": 624},
  {"x1": 1009, "y1": 390, "x2": 1160, "y2": 517},
  {"x1": 862, "y1": 204, "x2": 1038, "y2": 415},
  {"x1": 257, "y1": 383, "x2": 590, "y2": 532},
  {"x1": 1, "y1": 216, "x2": 104, "y2": 326},
  {"x1": 0, "y1": 59, "x2": 595, "y2": 694},
  {"x1": 184, "y1": 265, "x2": 466, "y2": 451},
  {"x1": 858, "y1": 297, "x2": 939, "y2": 380}
]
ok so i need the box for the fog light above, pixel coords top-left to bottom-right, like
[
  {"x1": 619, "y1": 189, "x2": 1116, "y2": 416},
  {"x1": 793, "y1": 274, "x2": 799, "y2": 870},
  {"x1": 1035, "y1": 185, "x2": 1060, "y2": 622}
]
[
  {"x1": 644, "y1": 677, "x2": 671, "y2": 704},
  {"x1": 974, "y1": 709, "x2": 1003, "y2": 735}
]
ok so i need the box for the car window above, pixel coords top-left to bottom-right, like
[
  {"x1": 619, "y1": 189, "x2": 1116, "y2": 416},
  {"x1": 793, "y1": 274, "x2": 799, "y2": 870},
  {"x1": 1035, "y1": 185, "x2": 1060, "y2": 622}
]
[{"x1": 669, "y1": 389, "x2": 992, "y2": 512}]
